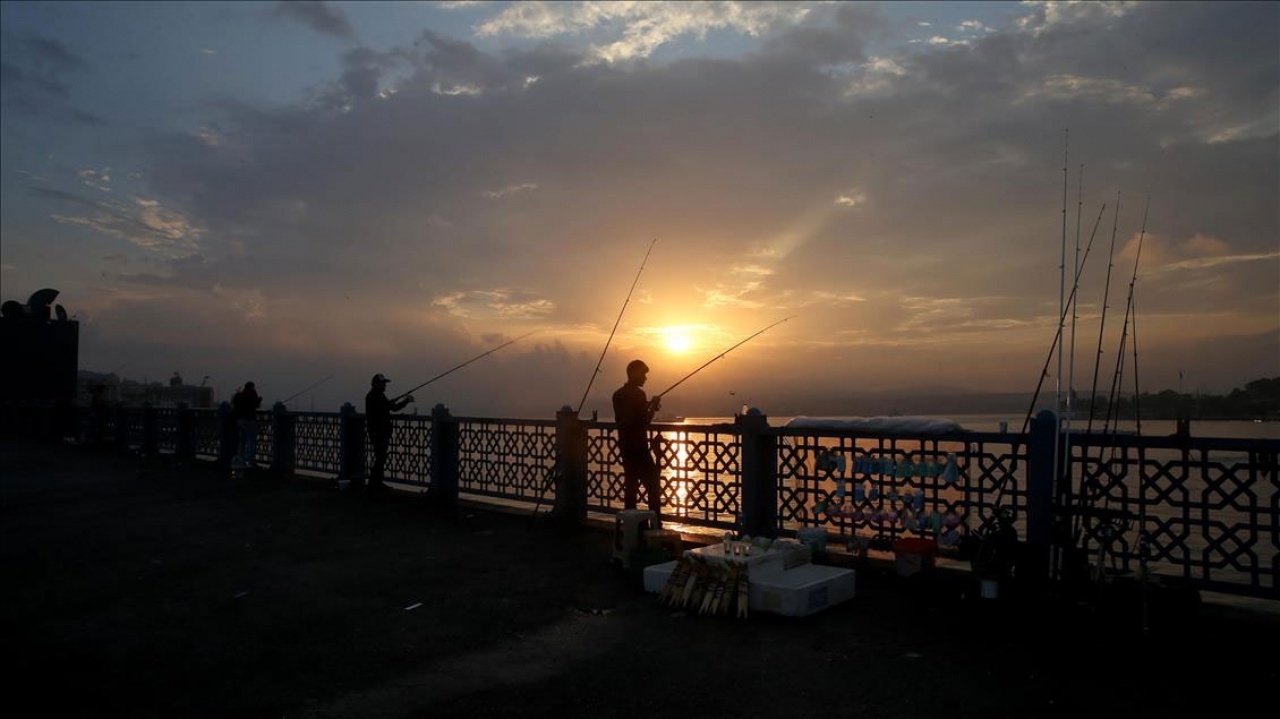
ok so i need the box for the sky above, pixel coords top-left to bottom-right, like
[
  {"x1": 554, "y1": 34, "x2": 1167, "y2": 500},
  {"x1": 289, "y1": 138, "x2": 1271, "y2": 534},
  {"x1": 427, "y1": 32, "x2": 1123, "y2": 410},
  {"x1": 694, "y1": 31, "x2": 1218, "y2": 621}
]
[{"x1": 2, "y1": 1, "x2": 1277, "y2": 418}]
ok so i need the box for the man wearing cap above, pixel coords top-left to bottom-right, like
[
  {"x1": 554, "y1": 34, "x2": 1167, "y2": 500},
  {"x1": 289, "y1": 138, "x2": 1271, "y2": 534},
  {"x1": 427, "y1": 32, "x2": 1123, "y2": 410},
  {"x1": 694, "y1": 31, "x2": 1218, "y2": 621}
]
[
  {"x1": 611, "y1": 359, "x2": 663, "y2": 521},
  {"x1": 231, "y1": 381, "x2": 262, "y2": 469},
  {"x1": 365, "y1": 373, "x2": 414, "y2": 492}
]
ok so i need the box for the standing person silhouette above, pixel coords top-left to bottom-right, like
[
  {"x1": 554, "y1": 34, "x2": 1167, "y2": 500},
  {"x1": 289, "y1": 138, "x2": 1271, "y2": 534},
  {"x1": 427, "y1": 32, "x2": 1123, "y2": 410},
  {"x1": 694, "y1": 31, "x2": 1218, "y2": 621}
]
[
  {"x1": 231, "y1": 381, "x2": 262, "y2": 469},
  {"x1": 612, "y1": 359, "x2": 663, "y2": 522},
  {"x1": 365, "y1": 373, "x2": 413, "y2": 493}
]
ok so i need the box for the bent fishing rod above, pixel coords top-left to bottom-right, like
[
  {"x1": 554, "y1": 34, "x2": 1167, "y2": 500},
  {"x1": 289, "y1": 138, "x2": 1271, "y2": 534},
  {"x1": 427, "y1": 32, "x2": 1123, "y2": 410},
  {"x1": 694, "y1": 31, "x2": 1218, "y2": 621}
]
[
  {"x1": 280, "y1": 375, "x2": 333, "y2": 405},
  {"x1": 575, "y1": 238, "x2": 657, "y2": 415},
  {"x1": 392, "y1": 330, "x2": 537, "y2": 402},
  {"x1": 654, "y1": 316, "x2": 796, "y2": 400}
]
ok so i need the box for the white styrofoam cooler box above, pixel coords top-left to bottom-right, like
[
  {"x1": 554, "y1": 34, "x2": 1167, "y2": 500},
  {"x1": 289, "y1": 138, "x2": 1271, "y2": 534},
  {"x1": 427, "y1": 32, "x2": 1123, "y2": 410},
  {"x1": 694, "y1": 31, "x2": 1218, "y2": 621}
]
[
  {"x1": 750, "y1": 564, "x2": 856, "y2": 617},
  {"x1": 644, "y1": 559, "x2": 678, "y2": 593},
  {"x1": 642, "y1": 559, "x2": 855, "y2": 617}
]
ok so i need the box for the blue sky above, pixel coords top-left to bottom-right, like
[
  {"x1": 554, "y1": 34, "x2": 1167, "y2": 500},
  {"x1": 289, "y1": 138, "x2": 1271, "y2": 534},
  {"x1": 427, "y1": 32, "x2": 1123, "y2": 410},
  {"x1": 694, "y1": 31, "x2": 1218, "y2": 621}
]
[{"x1": 2, "y1": 1, "x2": 1277, "y2": 416}]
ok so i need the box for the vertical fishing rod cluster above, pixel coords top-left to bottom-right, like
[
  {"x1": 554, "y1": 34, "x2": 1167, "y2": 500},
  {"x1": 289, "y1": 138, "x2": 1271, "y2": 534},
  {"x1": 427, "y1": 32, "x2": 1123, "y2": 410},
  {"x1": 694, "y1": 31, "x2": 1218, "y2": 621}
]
[
  {"x1": 1016, "y1": 201, "x2": 1108, "y2": 438},
  {"x1": 575, "y1": 239, "x2": 657, "y2": 415},
  {"x1": 1085, "y1": 193, "x2": 1122, "y2": 436},
  {"x1": 1072, "y1": 192, "x2": 1122, "y2": 547},
  {"x1": 1100, "y1": 198, "x2": 1150, "y2": 453}
]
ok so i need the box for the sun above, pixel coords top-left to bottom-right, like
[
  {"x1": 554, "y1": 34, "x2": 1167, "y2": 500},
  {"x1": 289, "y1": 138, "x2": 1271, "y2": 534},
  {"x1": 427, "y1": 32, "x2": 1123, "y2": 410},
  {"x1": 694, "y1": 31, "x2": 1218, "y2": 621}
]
[{"x1": 661, "y1": 326, "x2": 696, "y2": 355}]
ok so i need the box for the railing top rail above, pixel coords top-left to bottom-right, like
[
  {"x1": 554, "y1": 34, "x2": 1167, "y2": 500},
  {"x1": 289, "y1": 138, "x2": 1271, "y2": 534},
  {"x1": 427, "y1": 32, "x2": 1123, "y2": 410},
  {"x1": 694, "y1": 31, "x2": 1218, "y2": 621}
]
[{"x1": 1066, "y1": 432, "x2": 1280, "y2": 452}]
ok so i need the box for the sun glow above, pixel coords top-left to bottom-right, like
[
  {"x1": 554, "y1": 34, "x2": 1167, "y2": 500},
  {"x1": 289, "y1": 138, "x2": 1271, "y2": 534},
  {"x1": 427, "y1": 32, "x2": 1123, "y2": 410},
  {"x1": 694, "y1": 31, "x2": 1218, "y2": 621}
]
[{"x1": 661, "y1": 326, "x2": 696, "y2": 354}]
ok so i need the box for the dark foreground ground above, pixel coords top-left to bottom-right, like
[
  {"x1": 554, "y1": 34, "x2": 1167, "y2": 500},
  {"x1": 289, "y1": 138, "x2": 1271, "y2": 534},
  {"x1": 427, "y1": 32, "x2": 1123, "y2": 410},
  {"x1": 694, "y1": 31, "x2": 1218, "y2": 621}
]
[{"x1": 4, "y1": 437, "x2": 1277, "y2": 719}]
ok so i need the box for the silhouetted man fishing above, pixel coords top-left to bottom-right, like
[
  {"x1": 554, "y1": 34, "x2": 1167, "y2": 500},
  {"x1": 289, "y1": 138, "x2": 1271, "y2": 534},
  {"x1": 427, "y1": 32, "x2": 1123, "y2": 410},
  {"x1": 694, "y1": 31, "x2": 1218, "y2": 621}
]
[
  {"x1": 612, "y1": 359, "x2": 662, "y2": 522},
  {"x1": 231, "y1": 381, "x2": 262, "y2": 470},
  {"x1": 365, "y1": 373, "x2": 413, "y2": 493}
]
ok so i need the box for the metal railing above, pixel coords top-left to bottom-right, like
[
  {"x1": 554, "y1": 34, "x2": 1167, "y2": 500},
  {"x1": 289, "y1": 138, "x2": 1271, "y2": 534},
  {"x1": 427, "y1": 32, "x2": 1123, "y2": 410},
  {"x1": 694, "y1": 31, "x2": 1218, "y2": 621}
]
[{"x1": 5, "y1": 401, "x2": 1276, "y2": 599}]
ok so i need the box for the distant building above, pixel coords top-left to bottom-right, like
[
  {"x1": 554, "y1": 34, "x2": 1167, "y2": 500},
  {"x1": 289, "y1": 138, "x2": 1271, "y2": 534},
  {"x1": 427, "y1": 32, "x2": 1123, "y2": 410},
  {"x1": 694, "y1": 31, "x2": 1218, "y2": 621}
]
[
  {"x1": 76, "y1": 371, "x2": 216, "y2": 409},
  {"x1": 0, "y1": 289, "x2": 78, "y2": 405}
]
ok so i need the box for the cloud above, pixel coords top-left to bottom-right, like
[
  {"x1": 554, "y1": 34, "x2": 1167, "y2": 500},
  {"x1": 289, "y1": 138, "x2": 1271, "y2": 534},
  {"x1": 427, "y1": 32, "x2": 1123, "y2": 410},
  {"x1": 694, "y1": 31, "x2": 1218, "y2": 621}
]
[
  {"x1": 20, "y1": 0, "x2": 1268, "y2": 406},
  {"x1": 34, "y1": 187, "x2": 203, "y2": 256},
  {"x1": 482, "y1": 182, "x2": 538, "y2": 199},
  {"x1": 273, "y1": 1, "x2": 356, "y2": 40},
  {"x1": 475, "y1": 1, "x2": 812, "y2": 62}
]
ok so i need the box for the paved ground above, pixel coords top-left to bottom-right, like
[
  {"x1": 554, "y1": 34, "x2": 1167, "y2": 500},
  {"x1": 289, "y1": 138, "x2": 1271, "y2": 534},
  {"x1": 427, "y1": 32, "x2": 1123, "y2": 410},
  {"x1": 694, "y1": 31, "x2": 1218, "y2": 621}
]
[{"x1": 3, "y1": 436, "x2": 1277, "y2": 719}]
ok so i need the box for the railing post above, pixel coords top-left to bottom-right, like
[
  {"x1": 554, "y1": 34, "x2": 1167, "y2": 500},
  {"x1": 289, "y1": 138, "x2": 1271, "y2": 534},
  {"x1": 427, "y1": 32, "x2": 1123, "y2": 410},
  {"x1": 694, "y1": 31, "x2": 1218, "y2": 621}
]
[
  {"x1": 738, "y1": 408, "x2": 778, "y2": 538},
  {"x1": 1025, "y1": 409, "x2": 1058, "y2": 582},
  {"x1": 141, "y1": 404, "x2": 158, "y2": 455},
  {"x1": 429, "y1": 404, "x2": 459, "y2": 506},
  {"x1": 217, "y1": 402, "x2": 235, "y2": 466},
  {"x1": 272, "y1": 402, "x2": 295, "y2": 477},
  {"x1": 339, "y1": 402, "x2": 365, "y2": 487},
  {"x1": 176, "y1": 403, "x2": 195, "y2": 461},
  {"x1": 551, "y1": 406, "x2": 588, "y2": 523}
]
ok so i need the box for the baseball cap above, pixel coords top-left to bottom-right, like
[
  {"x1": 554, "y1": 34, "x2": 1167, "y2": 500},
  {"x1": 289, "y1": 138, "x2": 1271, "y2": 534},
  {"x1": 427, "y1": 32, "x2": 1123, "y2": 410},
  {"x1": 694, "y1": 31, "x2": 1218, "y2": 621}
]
[{"x1": 371, "y1": 373, "x2": 390, "y2": 385}]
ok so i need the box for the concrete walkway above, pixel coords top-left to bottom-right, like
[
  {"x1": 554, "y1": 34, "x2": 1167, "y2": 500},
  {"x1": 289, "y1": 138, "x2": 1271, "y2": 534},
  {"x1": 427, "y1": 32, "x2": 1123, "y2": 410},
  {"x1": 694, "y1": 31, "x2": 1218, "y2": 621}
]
[{"x1": 2, "y1": 437, "x2": 1275, "y2": 718}]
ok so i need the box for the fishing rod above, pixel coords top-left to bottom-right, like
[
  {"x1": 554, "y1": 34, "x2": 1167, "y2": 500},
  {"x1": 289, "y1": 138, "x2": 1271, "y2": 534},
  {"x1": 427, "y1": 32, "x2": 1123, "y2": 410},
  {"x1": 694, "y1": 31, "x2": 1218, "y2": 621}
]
[
  {"x1": 991, "y1": 201, "x2": 1107, "y2": 524},
  {"x1": 653, "y1": 316, "x2": 796, "y2": 400},
  {"x1": 280, "y1": 375, "x2": 333, "y2": 405},
  {"x1": 392, "y1": 330, "x2": 537, "y2": 402},
  {"x1": 1017, "y1": 202, "x2": 1108, "y2": 438},
  {"x1": 1101, "y1": 198, "x2": 1149, "y2": 452},
  {"x1": 1072, "y1": 193, "x2": 1122, "y2": 547},
  {"x1": 1086, "y1": 193, "x2": 1121, "y2": 436},
  {"x1": 575, "y1": 238, "x2": 657, "y2": 415}
]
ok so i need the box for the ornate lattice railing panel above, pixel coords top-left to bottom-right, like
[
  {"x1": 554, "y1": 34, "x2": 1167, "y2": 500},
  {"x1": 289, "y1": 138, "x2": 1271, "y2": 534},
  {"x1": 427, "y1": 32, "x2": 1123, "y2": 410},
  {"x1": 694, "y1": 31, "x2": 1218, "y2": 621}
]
[
  {"x1": 586, "y1": 422, "x2": 742, "y2": 529},
  {"x1": 293, "y1": 412, "x2": 342, "y2": 475},
  {"x1": 775, "y1": 429, "x2": 1028, "y2": 551},
  {"x1": 1069, "y1": 435, "x2": 1280, "y2": 598},
  {"x1": 457, "y1": 418, "x2": 555, "y2": 503},
  {"x1": 381, "y1": 415, "x2": 432, "y2": 485}
]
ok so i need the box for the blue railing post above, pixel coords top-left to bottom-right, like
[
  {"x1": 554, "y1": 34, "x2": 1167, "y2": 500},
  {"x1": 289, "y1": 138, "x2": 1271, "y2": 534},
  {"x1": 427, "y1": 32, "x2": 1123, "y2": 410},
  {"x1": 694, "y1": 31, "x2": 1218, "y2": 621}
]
[
  {"x1": 176, "y1": 403, "x2": 195, "y2": 460},
  {"x1": 217, "y1": 402, "x2": 235, "y2": 466},
  {"x1": 1025, "y1": 409, "x2": 1059, "y2": 582},
  {"x1": 551, "y1": 406, "x2": 588, "y2": 523},
  {"x1": 738, "y1": 409, "x2": 778, "y2": 538},
  {"x1": 339, "y1": 402, "x2": 365, "y2": 487},
  {"x1": 429, "y1": 403, "x2": 459, "y2": 505},
  {"x1": 141, "y1": 404, "x2": 158, "y2": 455},
  {"x1": 272, "y1": 402, "x2": 294, "y2": 476}
]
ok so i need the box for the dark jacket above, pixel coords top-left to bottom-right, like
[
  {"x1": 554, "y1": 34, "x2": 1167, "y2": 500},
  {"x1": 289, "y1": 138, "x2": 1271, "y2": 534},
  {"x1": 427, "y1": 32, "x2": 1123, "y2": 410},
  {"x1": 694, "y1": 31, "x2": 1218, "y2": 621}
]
[
  {"x1": 365, "y1": 388, "x2": 410, "y2": 436},
  {"x1": 612, "y1": 382, "x2": 655, "y2": 461},
  {"x1": 231, "y1": 388, "x2": 261, "y2": 420}
]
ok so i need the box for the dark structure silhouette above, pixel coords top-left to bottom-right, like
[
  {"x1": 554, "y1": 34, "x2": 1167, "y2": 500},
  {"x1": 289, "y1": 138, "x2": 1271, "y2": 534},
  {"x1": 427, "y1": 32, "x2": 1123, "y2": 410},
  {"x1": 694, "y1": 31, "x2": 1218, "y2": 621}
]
[
  {"x1": 365, "y1": 373, "x2": 413, "y2": 492},
  {"x1": 611, "y1": 359, "x2": 662, "y2": 521},
  {"x1": 0, "y1": 288, "x2": 78, "y2": 406}
]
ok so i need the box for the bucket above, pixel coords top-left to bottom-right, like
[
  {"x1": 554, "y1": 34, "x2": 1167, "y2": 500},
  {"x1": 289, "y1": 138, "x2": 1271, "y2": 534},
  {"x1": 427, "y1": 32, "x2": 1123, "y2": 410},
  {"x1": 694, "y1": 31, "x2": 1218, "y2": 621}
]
[
  {"x1": 797, "y1": 527, "x2": 828, "y2": 554},
  {"x1": 892, "y1": 537, "x2": 937, "y2": 577}
]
